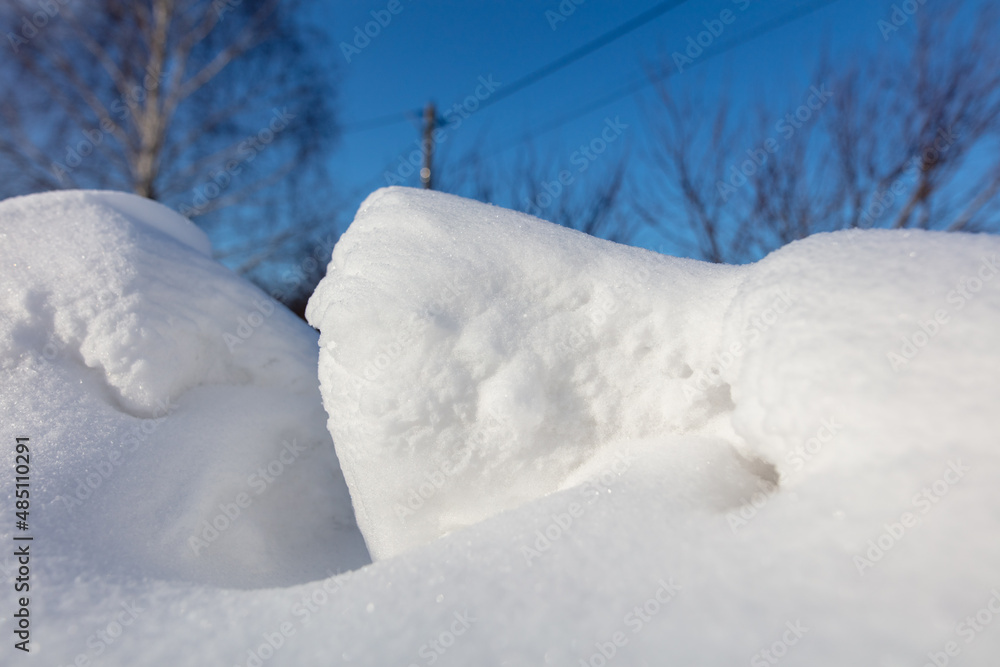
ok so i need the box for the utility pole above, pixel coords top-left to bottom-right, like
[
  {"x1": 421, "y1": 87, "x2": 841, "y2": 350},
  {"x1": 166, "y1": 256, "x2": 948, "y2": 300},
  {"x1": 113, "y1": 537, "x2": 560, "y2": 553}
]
[{"x1": 421, "y1": 101, "x2": 435, "y2": 189}]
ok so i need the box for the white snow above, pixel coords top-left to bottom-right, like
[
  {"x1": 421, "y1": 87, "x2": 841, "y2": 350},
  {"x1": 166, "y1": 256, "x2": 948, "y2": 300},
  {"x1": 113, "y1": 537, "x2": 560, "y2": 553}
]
[
  {"x1": 3, "y1": 186, "x2": 1000, "y2": 666},
  {"x1": 306, "y1": 187, "x2": 761, "y2": 560},
  {"x1": 0, "y1": 189, "x2": 369, "y2": 591}
]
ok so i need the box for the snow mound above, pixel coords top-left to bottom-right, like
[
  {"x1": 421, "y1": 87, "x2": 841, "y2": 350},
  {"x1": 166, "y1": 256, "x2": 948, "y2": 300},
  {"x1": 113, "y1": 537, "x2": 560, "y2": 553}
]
[
  {"x1": 3, "y1": 186, "x2": 999, "y2": 666},
  {"x1": 307, "y1": 187, "x2": 764, "y2": 559},
  {"x1": 0, "y1": 190, "x2": 368, "y2": 588},
  {"x1": 308, "y1": 187, "x2": 1000, "y2": 569}
]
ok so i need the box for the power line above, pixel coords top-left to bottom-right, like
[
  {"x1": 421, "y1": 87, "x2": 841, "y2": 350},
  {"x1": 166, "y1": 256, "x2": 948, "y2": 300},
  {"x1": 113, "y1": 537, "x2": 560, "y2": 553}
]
[
  {"x1": 473, "y1": 0, "x2": 690, "y2": 114},
  {"x1": 351, "y1": 0, "x2": 836, "y2": 192},
  {"x1": 341, "y1": 109, "x2": 420, "y2": 134},
  {"x1": 340, "y1": 0, "x2": 689, "y2": 136},
  {"x1": 483, "y1": 0, "x2": 839, "y2": 157}
]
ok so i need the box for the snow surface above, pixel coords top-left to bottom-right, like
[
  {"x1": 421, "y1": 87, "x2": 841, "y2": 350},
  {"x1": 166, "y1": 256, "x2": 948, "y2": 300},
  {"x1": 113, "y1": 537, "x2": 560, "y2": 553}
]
[
  {"x1": 306, "y1": 187, "x2": 759, "y2": 560},
  {"x1": 3, "y1": 187, "x2": 1000, "y2": 666},
  {"x1": 0, "y1": 190, "x2": 369, "y2": 591}
]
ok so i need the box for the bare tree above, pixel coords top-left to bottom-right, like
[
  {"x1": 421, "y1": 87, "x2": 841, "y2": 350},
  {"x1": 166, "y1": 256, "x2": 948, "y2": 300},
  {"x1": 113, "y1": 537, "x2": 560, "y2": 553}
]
[
  {"x1": 639, "y1": 3, "x2": 1000, "y2": 263},
  {"x1": 633, "y1": 81, "x2": 752, "y2": 262},
  {"x1": 437, "y1": 134, "x2": 635, "y2": 244},
  {"x1": 0, "y1": 0, "x2": 339, "y2": 283}
]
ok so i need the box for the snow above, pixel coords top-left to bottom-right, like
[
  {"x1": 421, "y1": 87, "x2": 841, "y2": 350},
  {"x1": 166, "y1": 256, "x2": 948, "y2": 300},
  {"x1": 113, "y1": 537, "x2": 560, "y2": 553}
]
[
  {"x1": 0, "y1": 189, "x2": 369, "y2": 591},
  {"x1": 306, "y1": 187, "x2": 760, "y2": 560},
  {"x1": 307, "y1": 188, "x2": 1000, "y2": 567},
  {"x1": 3, "y1": 186, "x2": 1000, "y2": 666}
]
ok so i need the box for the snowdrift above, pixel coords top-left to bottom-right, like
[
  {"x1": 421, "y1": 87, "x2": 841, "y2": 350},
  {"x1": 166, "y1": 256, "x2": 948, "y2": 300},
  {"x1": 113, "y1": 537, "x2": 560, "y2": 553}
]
[
  {"x1": 1, "y1": 186, "x2": 999, "y2": 666},
  {"x1": 308, "y1": 187, "x2": 1000, "y2": 566},
  {"x1": 306, "y1": 187, "x2": 763, "y2": 560},
  {"x1": 0, "y1": 190, "x2": 368, "y2": 590}
]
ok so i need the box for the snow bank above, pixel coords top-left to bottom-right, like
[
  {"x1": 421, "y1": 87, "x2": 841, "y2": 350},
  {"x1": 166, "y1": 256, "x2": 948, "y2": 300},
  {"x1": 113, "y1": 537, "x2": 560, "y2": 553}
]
[
  {"x1": 309, "y1": 188, "x2": 1000, "y2": 565},
  {"x1": 3, "y1": 186, "x2": 999, "y2": 666},
  {"x1": 306, "y1": 187, "x2": 779, "y2": 559},
  {"x1": 0, "y1": 190, "x2": 368, "y2": 589},
  {"x1": 303, "y1": 186, "x2": 1000, "y2": 661}
]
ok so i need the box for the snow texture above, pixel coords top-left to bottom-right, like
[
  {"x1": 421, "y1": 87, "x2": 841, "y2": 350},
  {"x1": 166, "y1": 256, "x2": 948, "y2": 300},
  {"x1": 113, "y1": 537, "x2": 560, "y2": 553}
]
[
  {"x1": 2, "y1": 187, "x2": 1000, "y2": 666},
  {"x1": 0, "y1": 190, "x2": 369, "y2": 592}
]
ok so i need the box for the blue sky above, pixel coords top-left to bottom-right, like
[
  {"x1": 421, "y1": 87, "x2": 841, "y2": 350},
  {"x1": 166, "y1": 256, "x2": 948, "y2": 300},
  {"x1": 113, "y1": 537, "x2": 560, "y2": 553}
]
[
  {"x1": 321, "y1": 4, "x2": 877, "y2": 175},
  {"x1": 300, "y1": 0, "x2": 956, "y2": 255}
]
